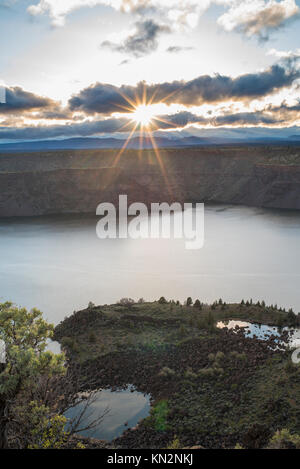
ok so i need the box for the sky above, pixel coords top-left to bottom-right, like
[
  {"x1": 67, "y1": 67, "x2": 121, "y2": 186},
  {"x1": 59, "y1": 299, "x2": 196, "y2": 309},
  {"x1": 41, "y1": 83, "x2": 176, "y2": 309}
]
[{"x1": 0, "y1": 0, "x2": 299, "y2": 142}]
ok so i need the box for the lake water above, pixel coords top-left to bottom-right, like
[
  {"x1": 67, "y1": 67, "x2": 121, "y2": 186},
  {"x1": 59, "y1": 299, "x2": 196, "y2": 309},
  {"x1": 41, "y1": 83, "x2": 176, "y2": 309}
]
[
  {"x1": 217, "y1": 320, "x2": 300, "y2": 348},
  {"x1": 0, "y1": 204, "x2": 300, "y2": 324},
  {"x1": 65, "y1": 386, "x2": 150, "y2": 441}
]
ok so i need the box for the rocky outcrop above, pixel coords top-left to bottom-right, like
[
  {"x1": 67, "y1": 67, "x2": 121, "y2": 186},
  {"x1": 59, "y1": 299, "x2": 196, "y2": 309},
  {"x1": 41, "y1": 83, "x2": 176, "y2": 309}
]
[{"x1": 0, "y1": 146, "x2": 299, "y2": 217}]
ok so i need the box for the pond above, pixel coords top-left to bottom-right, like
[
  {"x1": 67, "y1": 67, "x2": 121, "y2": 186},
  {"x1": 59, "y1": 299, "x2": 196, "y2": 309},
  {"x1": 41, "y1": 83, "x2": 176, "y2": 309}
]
[
  {"x1": 217, "y1": 320, "x2": 300, "y2": 348},
  {"x1": 65, "y1": 386, "x2": 151, "y2": 442}
]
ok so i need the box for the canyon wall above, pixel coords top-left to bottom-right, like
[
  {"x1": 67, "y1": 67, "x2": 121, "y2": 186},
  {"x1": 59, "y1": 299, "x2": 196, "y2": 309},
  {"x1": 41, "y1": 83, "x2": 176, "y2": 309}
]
[{"x1": 0, "y1": 146, "x2": 299, "y2": 217}]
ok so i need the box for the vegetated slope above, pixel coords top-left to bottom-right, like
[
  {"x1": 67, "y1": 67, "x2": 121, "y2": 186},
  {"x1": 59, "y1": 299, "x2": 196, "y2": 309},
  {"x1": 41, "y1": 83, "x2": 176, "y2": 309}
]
[
  {"x1": 0, "y1": 145, "x2": 300, "y2": 216},
  {"x1": 54, "y1": 301, "x2": 300, "y2": 449}
]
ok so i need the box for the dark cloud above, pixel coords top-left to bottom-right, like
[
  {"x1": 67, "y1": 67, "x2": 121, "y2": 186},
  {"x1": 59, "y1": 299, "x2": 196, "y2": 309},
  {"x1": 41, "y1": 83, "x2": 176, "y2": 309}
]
[
  {"x1": 32, "y1": 107, "x2": 73, "y2": 120},
  {"x1": 0, "y1": 117, "x2": 132, "y2": 140},
  {"x1": 0, "y1": 86, "x2": 58, "y2": 114},
  {"x1": 166, "y1": 46, "x2": 194, "y2": 53},
  {"x1": 152, "y1": 110, "x2": 279, "y2": 129},
  {"x1": 1, "y1": 100, "x2": 299, "y2": 141},
  {"x1": 154, "y1": 102, "x2": 300, "y2": 129},
  {"x1": 153, "y1": 111, "x2": 206, "y2": 129},
  {"x1": 101, "y1": 19, "x2": 170, "y2": 57},
  {"x1": 119, "y1": 59, "x2": 131, "y2": 66},
  {"x1": 212, "y1": 112, "x2": 281, "y2": 126},
  {"x1": 69, "y1": 62, "x2": 300, "y2": 115}
]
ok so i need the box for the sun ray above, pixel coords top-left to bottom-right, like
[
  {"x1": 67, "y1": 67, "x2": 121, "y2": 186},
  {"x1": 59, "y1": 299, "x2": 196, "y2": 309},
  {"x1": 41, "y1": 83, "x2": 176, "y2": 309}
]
[
  {"x1": 108, "y1": 84, "x2": 178, "y2": 200},
  {"x1": 113, "y1": 121, "x2": 138, "y2": 167},
  {"x1": 147, "y1": 129, "x2": 173, "y2": 198}
]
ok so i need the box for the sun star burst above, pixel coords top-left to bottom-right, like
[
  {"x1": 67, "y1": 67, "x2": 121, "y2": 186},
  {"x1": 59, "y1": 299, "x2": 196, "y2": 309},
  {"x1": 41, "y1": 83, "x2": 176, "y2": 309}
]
[{"x1": 131, "y1": 104, "x2": 157, "y2": 127}]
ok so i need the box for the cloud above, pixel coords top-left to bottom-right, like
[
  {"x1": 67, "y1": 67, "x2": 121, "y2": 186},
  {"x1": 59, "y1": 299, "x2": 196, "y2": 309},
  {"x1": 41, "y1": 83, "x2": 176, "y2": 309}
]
[
  {"x1": 0, "y1": 116, "x2": 132, "y2": 140},
  {"x1": 27, "y1": 0, "x2": 210, "y2": 28},
  {"x1": 0, "y1": 86, "x2": 58, "y2": 114},
  {"x1": 69, "y1": 62, "x2": 300, "y2": 114},
  {"x1": 27, "y1": 0, "x2": 110, "y2": 27},
  {"x1": 1, "y1": 98, "x2": 299, "y2": 140},
  {"x1": 212, "y1": 111, "x2": 281, "y2": 125},
  {"x1": 1, "y1": 103, "x2": 298, "y2": 141},
  {"x1": 166, "y1": 46, "x2": 194, "y2": 53},
  {"x1": 27, "y1": 0, "x2": 299, "y2": 46},
  {"x1": 217, "y1": 0, "x2": 299, "y2": 40},
  {"x1": 155, "y1": 111, "x2": 206, "y2": 128},
  {"x1": 267, "y1": 47, "x2": 300, "y2": 59},
  {"x1": 102, "y1": 19, "x2": 170, "y2": 57},
  {"x1": 155, "y1": 103, "x2": 300, "y2": 129}
]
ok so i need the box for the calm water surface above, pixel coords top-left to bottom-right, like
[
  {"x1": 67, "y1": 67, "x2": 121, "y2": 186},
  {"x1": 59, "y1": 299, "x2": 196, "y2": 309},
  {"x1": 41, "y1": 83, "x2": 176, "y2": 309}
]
[
  {"x1": 217, "y1": 320, "x2": 300, "y2": 348},
  {"x1": 65, "y1": 387, "x2": 150, "y2": 441},
  {"x1": 0, "y1": 204, "x2": 300, "y2": 324}
]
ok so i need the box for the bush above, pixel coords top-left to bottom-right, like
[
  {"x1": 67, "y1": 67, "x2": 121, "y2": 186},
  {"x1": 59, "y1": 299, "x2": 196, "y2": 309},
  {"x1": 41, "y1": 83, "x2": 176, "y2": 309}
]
[
  {"x1": 267, "y1": 429, "x2": 300, "y2": 449},
  {"x1": 198, "y1": 367, "x2": 217, "y2": 378},
  {"x1": 119, "y1": 298, "x2": 135, "y2": 307},
  {"x1": 158, "y1": 367, "x2": 176, "y2": 378},
  {"x1": 152, "y1": 400, "x2": 169, "y2": 431},
  {"x1": 61, "y1": 336, "x2": 79, "y2": 352},
  {"x1": 178, "y1": 324, "x2": 187, "y2": 337},
  {"x1": 158, "y1": 297, "x2": 168, "y2": 304},
  {"x1": 215, "y1": 351, "x2": 225, "y2": 361},
  {"x1": 241, "y1": 423, "x2": 271, "y2": 449},
  {"x1": 88, "y1": 332, "x2": 96, "y2": 343},
  {"x1": 184, "y1": 368, "x2": 198, "y2": 380},
  {"x1": 167, "y1": 437, "x2": 181, "y2": 449},
  {"x1": 284, "y1": 360, "x2": 296, "y2": 374}
]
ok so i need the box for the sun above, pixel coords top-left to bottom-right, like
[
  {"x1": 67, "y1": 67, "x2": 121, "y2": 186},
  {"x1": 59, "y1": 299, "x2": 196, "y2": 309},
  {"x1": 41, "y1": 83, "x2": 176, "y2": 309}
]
[{"x1": 131, "y1": 104, "x2": 156, "y2": 127}]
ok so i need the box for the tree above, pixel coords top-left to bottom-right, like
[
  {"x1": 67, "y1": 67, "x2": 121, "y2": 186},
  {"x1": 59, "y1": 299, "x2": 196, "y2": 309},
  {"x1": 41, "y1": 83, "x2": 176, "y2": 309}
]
[
  {"x1": 193, "y1": 299, "x2": 202, "y2": 310},
  {"x1": 118, "y1": 298, "x2": 135, "y2": 308},
  {"x1": 0, "y1": 302, "x2": 108, "y2": 449},
  {"x1": 287, "y1": 309, "x2": 297, "y2": 327},
  {"x1": 0, "y1": 302, "x2": 65, "y2": 449},
  {"x1": 158, "y1": 297, "x2": 168, "y2": 305},
  {"x1": 186, "y1": 297, "x2": 193, "y2": 307}
]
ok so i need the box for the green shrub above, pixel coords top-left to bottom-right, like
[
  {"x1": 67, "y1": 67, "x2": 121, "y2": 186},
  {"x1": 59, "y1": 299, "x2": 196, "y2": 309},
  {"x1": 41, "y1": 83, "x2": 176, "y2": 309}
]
[
  {"x1": 184, "y1": 368, "x2": 198, "y2": 380},
  {"x1": 88, "y1": 332, "x2": 96, "y2": 343},
  {"x1": 166, "y1": 437, "x2": 182, "y2": 449},
  {"x1": 152, "y1": 400, "x2": 169, "y2": 431},
  {"x1": 158, "y1": 367, "x2": 176, "y2": 378},
  {"x1": 267, "y1": 429, "x2": 300, "y2": 449}
]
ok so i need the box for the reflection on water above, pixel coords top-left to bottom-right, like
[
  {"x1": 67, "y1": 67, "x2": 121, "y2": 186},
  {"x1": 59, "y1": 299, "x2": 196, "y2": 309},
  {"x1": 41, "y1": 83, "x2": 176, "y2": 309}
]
[
  {"x1": 0, "y1": 204, "x2": 300, "y2": 324},
  {"x1": 217, "y1": 320, "x2": 300, "y2": 348},
  {"x1": 46, "y1": 340, "x2": 62, "y2": 354},
  {"x1": 65, "y1": 386, "x2": 150, "y2": 442},
  {"x1": 0, "y1": 340, "x2": 5, "y2": 363}
]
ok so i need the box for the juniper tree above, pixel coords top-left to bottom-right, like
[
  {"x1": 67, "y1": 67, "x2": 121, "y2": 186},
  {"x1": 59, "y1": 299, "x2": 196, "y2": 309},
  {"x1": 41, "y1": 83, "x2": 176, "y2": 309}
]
[
  {"x1": 186, "y1": 297, "x2": 193, "y2": 307},
  {"x1": 0, "y1": 302, "x2": 65, "y2": 449}
]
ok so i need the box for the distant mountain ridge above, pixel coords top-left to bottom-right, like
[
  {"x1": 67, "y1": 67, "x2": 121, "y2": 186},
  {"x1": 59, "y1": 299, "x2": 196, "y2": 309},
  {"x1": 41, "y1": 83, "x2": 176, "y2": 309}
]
[{"x1": 0, "y1": 135, "x2": 299, "y2": 152}]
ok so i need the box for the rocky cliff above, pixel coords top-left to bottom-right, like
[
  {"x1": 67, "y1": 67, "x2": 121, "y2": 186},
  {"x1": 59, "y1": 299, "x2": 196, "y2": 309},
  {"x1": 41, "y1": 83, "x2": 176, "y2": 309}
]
[{"x1": 0, "y1": 146, "x2": 299, "y2": 217}]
